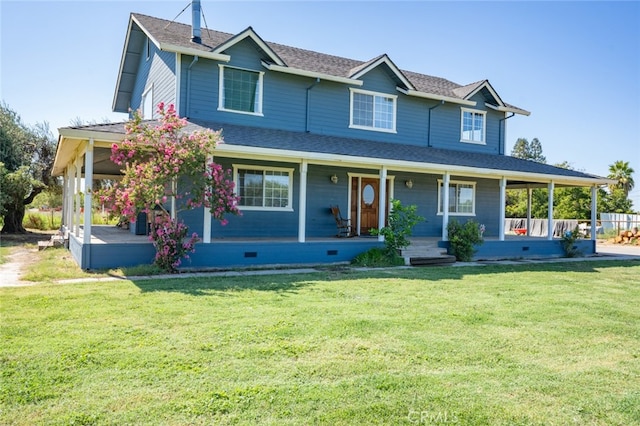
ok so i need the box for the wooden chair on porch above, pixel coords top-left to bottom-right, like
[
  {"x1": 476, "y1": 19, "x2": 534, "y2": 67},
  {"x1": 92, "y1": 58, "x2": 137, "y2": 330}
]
[{"x1": 330, "y1": 205, "x2": 355, "y2": 237}]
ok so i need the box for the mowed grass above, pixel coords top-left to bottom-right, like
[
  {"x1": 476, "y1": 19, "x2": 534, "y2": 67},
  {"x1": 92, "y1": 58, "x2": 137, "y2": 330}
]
[{"x1": 1, "y1": 261, "x2": 639, "y2": 425}]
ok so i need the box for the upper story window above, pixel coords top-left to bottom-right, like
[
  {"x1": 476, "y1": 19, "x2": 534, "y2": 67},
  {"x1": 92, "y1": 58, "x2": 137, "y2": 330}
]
[
  {"x1": 349, "y1": 88, "x2": 397, "y2": 133},
  {"x1": 218, "y1": 65, "x2": 264, "y2": 116},
  {"x1": 145, "y1": 38, "x2": 150, "y2": 61},
  {"x1": 234, "y1": 165, "x2": 293, "y2": 211},
  {"x1": 438, "y1": 179, "x2": 476, "y2": 215},
  {"x1": 460, "y1": 108, "x2": 486, "y2": 144}
]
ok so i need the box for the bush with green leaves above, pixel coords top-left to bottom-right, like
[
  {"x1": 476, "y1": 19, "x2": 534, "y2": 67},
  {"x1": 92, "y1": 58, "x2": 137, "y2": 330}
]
[
  {"x1": 447, "y1": 218, "x2": 484, "y2": 261},
  {"x1": 370, "y1": 199, "x2": 424, "y2": 257},
  {"x1": 351, "y1": 247, "x2": 405, "y2": 267},
  {"x1": 560, "y1": 227, "x2": 583, "y2": 258}
]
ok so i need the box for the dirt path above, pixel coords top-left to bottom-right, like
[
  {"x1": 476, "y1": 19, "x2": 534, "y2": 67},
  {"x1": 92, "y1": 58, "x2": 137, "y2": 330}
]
[
  {"x1": 1, "y1": 231, "x2": 56, "y2": 287},
  {"x1": 0, "y1": 245, "x2": 40, "y2": 287}
]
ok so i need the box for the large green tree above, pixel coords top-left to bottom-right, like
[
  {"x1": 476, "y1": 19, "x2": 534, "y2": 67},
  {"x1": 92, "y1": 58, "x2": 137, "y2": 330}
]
[
  {"x1": 511, "y1": 137, "x2": 546, "y2": 164},
  {"x1": 507, "y1": 137, "x2": 548, "y2": 218},
  {"x1": 607, "y1": 160, "x2": 635, "y2": 198},
  {"x1": 0, "y1": 103, "x2": 57, "y2": 233}
]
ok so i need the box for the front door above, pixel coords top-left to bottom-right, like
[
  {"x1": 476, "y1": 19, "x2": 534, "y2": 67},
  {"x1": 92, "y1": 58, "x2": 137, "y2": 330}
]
[{"x1": 360, "y1": 178, "x2": 379, "y2": 235}]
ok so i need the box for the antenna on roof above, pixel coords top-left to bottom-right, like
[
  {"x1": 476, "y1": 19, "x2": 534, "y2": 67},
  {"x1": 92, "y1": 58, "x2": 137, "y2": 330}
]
[{"x1": 164, "y1": 2, "x2": 190, "y2": 29}]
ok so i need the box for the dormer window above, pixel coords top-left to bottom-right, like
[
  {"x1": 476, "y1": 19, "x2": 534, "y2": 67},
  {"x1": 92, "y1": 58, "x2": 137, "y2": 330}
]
[
  {"x1": 460, "y1": 108, "x2": 486, "y2": 144},
  {"x1": 218, "y1": 65, "x2": 264, "y2": 116},
  {"x1": 349, "y1": 88, "x2": 397, "y2": 133}
]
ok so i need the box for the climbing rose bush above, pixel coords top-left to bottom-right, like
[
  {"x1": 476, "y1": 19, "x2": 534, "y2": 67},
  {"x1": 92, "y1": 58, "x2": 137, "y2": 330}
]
[{"x1": 97, "y1": 103, "x2": 241, "y2": 272}]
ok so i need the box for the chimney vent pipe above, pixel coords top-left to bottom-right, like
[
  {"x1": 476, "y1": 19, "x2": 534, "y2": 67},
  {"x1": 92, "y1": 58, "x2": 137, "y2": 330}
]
[{"x1": 191, "y1": 0, "x2": 201, "y2": 43}]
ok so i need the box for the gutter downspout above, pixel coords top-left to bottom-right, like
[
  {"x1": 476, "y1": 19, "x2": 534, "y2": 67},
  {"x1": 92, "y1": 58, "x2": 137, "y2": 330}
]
[
  {"x1": 305, "y1": 78, "x2": 320, "y2": 132},
  {"x1": 498, "y1": 112, "x2": 515, "y2": 155},
  {"x1": 186, "y1": 56, "x2": 199, "y2": 117},
  {"x1": 427, "y1": 100, "x2": 444, "y2": 147}
]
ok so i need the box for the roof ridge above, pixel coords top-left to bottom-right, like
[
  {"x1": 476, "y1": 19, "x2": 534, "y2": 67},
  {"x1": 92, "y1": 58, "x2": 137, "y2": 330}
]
[{"x1": 127, "y1": 13, "x2": 526, "y2": 111}]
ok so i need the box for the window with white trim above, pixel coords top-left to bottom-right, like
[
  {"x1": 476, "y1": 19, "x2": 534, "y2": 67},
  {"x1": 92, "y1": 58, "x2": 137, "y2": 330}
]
[
  {"x1": 142, "y1": 86, "x2": 153, "y2": 119},
  {"x1": 219, "y1": 65, "x2": 264, "y2": 115},
  {"x1": 460, "y1": 108, "x2": 486, "y2": 143},
  {"x1": 234, "y1": 165, "x2": 293, "y2": 210},
  {"x1": 349, "y1": 88, "x2": 397, "y2": 132},
  {"x1": 438, "y1": 180, "x2": 476, "y2": 215}
]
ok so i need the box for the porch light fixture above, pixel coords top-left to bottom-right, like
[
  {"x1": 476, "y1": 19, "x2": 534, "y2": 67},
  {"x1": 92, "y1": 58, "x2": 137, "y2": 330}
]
[
  {"x1": 405, "y1": 179, "x2": 413, "y2": 189},
  {"x1": 330, "y1": 174, "x2": 339, "y2": 184}
]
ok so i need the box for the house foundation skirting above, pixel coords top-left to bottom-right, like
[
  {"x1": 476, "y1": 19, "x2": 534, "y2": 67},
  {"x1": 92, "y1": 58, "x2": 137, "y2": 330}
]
[{"x1": 68, "y1": 232, "x2": 597, "y2": 270}]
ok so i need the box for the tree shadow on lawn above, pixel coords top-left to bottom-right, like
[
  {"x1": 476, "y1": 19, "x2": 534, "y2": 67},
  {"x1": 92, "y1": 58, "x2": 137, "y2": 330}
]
[
  {"x1": 129, "y1": 259, "x2": 639, "y2": 296},
  {"x1": 130, "y1": 271, "x2": 318, "y2": 296}
]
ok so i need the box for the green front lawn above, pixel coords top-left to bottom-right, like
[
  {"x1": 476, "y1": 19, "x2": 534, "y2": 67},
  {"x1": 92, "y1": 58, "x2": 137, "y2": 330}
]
[{"x1": 1, "y1": 262, "x2": 639, "y2": 425}]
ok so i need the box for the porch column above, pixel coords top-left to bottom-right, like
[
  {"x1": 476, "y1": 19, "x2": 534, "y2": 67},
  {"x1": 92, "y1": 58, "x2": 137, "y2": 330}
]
[
  {"x1": 547, "y1": 181, "x2": 554, "y2": 240},
  {"x1": 298, "y1": 161, "x2": 308, "y2": 243},
  {"x1": 202, "y1": 156, "x2": 212, "y2": 244},
  {"x1": 442, "y1": 172, "x2": 450, "y2": 241},
  {"x1": 499, "y1": 177, "x2": 506, "y2": 241},
  {"x1": 64, "y1": 166, "x2": 72, "y2": 232},
  {"x1": 74, "y1": 156, "x2": 82, "y2": 237},
  {"x1": 170, "y1": 179, "x2": 177, "y2": 220},
  {"x1": 591, "y1": 185, "x2": 598, "y2": 242},
  {"x1": 378, "y1": 166, "x2": 387, "y2": 242},
  {"x1": 83, "y1": 139, "x2": 94, "y2": 245},
  {"x1": 526, "y1": 185, "x2": 532, "y2": 237}
]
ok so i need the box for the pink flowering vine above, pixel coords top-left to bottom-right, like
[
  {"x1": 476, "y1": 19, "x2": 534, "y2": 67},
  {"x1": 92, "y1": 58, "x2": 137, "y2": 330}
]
[{"x1": 96, "y1": 103, "x2": 241, "y2": 272}]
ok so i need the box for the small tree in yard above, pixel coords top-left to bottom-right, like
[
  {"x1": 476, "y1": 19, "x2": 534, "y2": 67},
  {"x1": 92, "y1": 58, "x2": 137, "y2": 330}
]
[
  {"x1": 97, "y1": 103, "x2": 240, "y2": 272},
  {"x1": 371, "y1": 199, "x2": 424, "y2": 257}
]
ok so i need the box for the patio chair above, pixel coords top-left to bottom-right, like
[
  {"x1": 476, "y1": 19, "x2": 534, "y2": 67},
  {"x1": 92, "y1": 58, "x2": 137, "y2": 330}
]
[{"x1": 330, "y1": 205, "x2": 355, "y2": 237}]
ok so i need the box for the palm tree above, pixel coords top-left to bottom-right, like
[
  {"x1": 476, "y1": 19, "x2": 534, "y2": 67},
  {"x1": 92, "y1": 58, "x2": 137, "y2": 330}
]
[{"x1": 608, "y1": 160, "x2": 635, "y2": 197}]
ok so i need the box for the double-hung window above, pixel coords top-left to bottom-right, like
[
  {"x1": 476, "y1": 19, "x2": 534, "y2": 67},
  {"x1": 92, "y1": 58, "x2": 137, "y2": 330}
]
[
  {"x1": 218, "y1": 65, "x2": 264, "y2": 115},
  {"x1": 460, "y1": 108, "x2": 486, "y2": 144},
  {"x1": 349, "y1": 88, "x2": 397, "y2": 133},
  {"x1": 234, "y1": 165, "x2": 293, "y2": 211},
  {"x1": 438, "y1": 180, "x2": 476, "y2": 215}
]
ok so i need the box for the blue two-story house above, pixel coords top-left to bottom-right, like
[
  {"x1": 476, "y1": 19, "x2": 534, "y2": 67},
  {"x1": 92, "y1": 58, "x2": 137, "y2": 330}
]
[{"x1": 52, "y1": 2, "x2": 609, "y2": 270}]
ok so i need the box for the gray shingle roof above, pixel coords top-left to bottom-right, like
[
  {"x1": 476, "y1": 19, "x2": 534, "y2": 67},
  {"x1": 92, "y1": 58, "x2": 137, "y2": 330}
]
[
  {"x1": 65, "y1": 120, "x2": 605, "y2": 183},
  {"x1": 131, "y1": 13, "x2": 524, "y2": 109}
]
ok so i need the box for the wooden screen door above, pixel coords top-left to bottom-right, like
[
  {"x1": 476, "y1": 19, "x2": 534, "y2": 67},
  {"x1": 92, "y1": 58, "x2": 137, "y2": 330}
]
[{"x1": 350, "y1": 176, "x2": 390, "y2": 236}]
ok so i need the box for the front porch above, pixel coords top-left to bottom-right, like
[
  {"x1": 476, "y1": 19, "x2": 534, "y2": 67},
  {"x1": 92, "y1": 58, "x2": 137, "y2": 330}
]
[{"x1": 67, "y1": 225, "x2": 596, "y2": 270}]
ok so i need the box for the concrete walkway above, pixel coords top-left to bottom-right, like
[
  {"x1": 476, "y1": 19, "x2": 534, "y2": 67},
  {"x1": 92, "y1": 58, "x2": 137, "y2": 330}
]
[{"x1": 1, "y1": 242, "x2": 638, "y2": 288}]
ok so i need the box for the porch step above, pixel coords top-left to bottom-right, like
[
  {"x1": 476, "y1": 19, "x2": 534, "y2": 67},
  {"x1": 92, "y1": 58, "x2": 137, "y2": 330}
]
[
  {"x1": 38, "y1": 235, "x2": 65, "y2": 251},
  {"x1": 409, "y1": 255, "x2": 457, "y2": 266},
  {"x1": 401, "y1": 240, "x2": 453, "y2": 266}
]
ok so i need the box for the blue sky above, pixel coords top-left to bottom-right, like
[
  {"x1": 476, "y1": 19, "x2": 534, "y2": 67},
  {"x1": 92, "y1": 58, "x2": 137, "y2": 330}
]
[{"x1": 1, "y1": 1, "x2": 639, "y2": 209}]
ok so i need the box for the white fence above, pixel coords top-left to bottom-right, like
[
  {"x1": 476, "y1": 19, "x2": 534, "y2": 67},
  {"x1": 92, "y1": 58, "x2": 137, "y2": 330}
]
[{"x1": 600, "y1": 213, "x2": 640, "y2": 233}]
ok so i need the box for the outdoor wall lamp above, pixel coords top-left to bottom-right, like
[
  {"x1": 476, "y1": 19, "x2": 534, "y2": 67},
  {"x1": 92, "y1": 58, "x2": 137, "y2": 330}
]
[
  {"x1": 330, "y1": 174, "x2": 339, "y2": 184},
  {"x1": 405, "y1": 179, "x2": 413, "y2": 189}
]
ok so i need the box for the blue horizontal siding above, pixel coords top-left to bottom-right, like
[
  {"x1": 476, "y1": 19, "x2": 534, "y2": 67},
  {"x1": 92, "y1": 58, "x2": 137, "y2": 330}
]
[
  {"x1": 175, "y1": 44, "x2": 506, "y2": 155},
  {"x1": 131, "y1": 39, "x2": 176, "y2": 116},
  {"x1": 77, "y1": 238, "x2": 382, "y2": 270},
  {"x1": 174, "y1": 162, "x2": 509, "y2": 242},
  {"x1": 72, "y1": 237, "x2": 596, "y2": 270},
  {"x1": 446, "y1": 239, "x2": 597, "y2": 261}
]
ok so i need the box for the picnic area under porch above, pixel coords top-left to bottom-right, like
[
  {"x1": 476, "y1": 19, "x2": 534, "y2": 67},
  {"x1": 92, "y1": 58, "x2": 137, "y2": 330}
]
[{"x1": 66, "y1": 225, "x2": 596, "y2": 270}]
